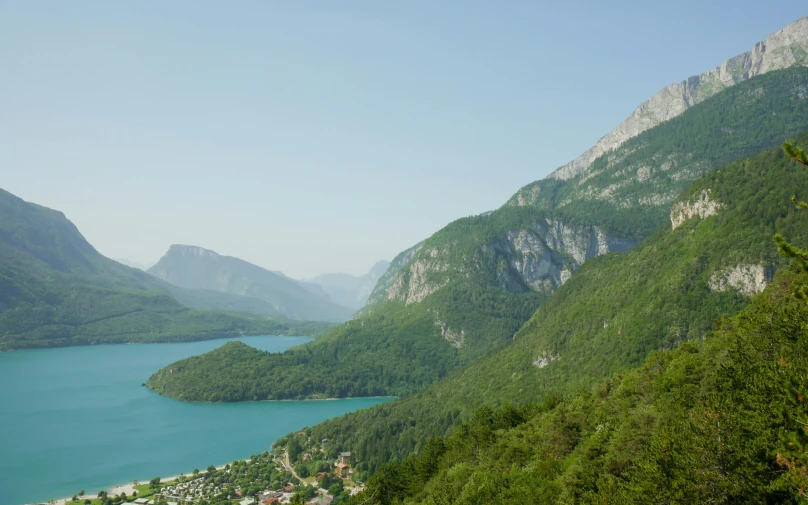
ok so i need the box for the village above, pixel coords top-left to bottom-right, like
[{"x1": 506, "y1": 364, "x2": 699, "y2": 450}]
[{"x1": 63, "y1": 439, "x2": 363, "y2": 505}]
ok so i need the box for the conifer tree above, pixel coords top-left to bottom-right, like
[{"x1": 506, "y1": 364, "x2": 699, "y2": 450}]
[{"x1": 774, "y1": 141, "x2": 808, "y2": 300}]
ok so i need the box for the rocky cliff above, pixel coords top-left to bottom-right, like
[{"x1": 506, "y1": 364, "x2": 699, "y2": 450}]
[
  {"x1": 670, "y1": 189, "x2": 724, "y2": 229},
  {"x1": 373, "y1": 216, "x2": 637, "y2": 307},
  {"x1": 548, "y1": 16, "x2": 808, "y2": 182}
]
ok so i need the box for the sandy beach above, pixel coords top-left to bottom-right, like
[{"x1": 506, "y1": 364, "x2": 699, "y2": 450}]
[{"x1": 43, "y1": 464, "x2": 228, "y2": 505}]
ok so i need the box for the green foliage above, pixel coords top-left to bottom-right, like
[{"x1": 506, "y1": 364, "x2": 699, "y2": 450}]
[
  {"x1": 148, "y1": 69, "x2": 808, "y2": 405},
  {"x1": 0, "y1": 188, "x2": 331, "y2": 350},
  {"x1": 351, "y1": 268, "x2": 808, "y2": 503},
  {"x1": 775, "y1": 140, "x2": 808, "y2": 301},
  {"x1": 514, "y1": 66, "x2": 808, "y2": 239},
  {"x1": 146, "y1": 286, "x2": 540, "y2": 401},
  {"x1": 294, "y1": 133, "x2": 808, "y2": 476}
]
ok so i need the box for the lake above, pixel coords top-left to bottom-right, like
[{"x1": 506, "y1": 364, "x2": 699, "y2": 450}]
[{"x1": 0, "y1": 336, "x2": 393, "y2": 505}]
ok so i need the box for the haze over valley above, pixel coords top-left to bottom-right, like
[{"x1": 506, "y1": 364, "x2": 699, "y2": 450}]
[{"x1": 4, "y1": 3, "x2": 808, "y2": 505}]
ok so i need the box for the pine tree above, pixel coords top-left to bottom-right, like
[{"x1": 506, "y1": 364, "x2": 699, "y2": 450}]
[{"x1": 774, "y1": 141, "x2": 808, "y2": 300}]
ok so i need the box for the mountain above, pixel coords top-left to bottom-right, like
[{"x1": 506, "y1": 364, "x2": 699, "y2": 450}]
[
  {"x1": 148, "y1": 245, "x2": 354, "y2": 322},
  {"x1": 142, "y1": 17, "x2": 808, "y2": 492},
  {"x1": 546, "y1": 15, "x2": 808, "y2": 182},
  {"x1": 276, "y1": 133, "x2": 808, "y2": 481},
  {"x1": 309, "y1": 261, "x2": 390, "y2": 310},
  {"x1": 350, "y1": 267, "x2": 808, "y2": 503},
  {"x1": 113, "y1": 258, "x2": 153, "y2": 271},
  {"x1": 0, "y1": 188, "x2": 330, "y2": 350},
  {"x1": 146, "y1": 64, "x2": 808, "y2": 404}
]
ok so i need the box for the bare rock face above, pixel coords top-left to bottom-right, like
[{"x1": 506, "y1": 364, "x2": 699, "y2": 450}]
[
  {"x1": 708, "y1": 264, "x2": 774, "y2": 297},
  {"x1": 386, "y1": 247, "x2": 452, "y2": 304},
  {"x1": 547, "y1": 16, "x2": 808, "y2": 182},
  {"x1": 435, "y1": 316, "x2": 465, "y2": 349},
  {"x1": 501, "y1": 218, "x2": 636, "y2": 293},
  {"x1": 670, "y1": 189, "x2": 724, "y2": 229},
  {"x1": 533, "y1": 351, "x2": 559, "y2": 369},
  {"x1": 364, "y1": 241, "x2": 425, "y2": 307},
  {"x1": 377, "y1": 218, "x2": 638, "y2": 307}
]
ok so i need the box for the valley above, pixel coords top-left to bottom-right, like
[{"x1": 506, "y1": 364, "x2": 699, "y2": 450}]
[{"x1": 5, "y1": 9, "x2": 808, "y2": 505}]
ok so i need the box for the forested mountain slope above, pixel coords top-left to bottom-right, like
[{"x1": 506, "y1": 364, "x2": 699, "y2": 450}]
[
  {"x1": 0, "y1": 189, "x2": 329, "y2": 350},
  {"x1": 280, "y1": 134, "x2": 808, "y2": 479},
  {"x1": 149, "y1": 245, "x2": 354, "y2": 322},
  {"x1": 147, "y1": 67, "x2": 808, "y2": 404},
  {"x1": 351, "y1": 266, "x2": 808, "y2": 504}
]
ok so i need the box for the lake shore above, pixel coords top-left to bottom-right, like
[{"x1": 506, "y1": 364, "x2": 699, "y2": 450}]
[{"x1": 43, "y1": 464, "x2": 230, "y2": 505}]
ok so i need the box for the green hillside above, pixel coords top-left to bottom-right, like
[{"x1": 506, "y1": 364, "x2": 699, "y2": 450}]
[
  {"x1": 510, "y1": 67, "x2": 808, "y2": 238},
  {"x1": 274, "y1": 134, "x2": 808, "y2": 479},
  {"x1": 0, "y1": 189, "x2": 330, "y2": 350},
  {"x1": 146, "y1": 69, "x2": 808, "y2": 404},
  {"x1": 351, "y1": 266, "x2": 808, "y2": 504}
]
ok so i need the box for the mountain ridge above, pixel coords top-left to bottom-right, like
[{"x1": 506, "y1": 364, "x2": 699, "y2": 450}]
[
  {"x1": 149, "y1": 244, "x2": 354, "y2": 322},
  {"x1": 0, "y1": 189, "x2": 330, "y2": 350},
  {"x1": 309, "y1": 260, "x2": 390, "y2": 310},
  {"x1": 545, "y1": 15, "x2": 808, "y2": 182}
]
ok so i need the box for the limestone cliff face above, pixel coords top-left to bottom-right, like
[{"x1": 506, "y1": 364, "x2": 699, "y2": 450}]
[
  {"x1": 670, "y1": 189, "x2": 724, "y2": 229},
  {"x1": 375, "y1": 218, "x2": 637, "y2": 307},
  {"x1": 547, "y1": 17, "x2": 808, "y2": 182},
  {"x1": 363, "y1": 241, "x2": 425, "y2": 309},
  {"x1": 709, "y1": 264, "x2": 774, "y2": 297},
  {"x1": 498, "y1": 219, "x2": 637, "y2": 293},
  {"x1": 435, "y1": 315, "x2": 465, "y2": 349},
  {"x1": 386, "y1": 246, "x2": 453, "y2": 304}
]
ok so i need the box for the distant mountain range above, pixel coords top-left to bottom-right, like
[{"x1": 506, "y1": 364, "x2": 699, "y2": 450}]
[
  {"x1": 148, "y1": 245, "x2": 358, "y2": 322},
  {"x1": 114, "y1": 252, "x2": 390, "y2": 315},
  {"x1": 0, "y1": 188, "x2": 330, "y2": 350},
  {"x1": 309, "y1": 261, "x2": 390, "y2": 310},
  {"x1": 113, "y1": 258, "x2": 153, "y2": 271}
]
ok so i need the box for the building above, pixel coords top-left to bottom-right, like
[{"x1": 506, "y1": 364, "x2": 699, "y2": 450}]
[
  {"x1": 338, "y1": 452, "x2": 352, "y2": 466},
  {"x1": 306, "y1": 496, "x2": 334, "y2": 505},
  {"x1": 260, "y1": 491, "x2": 283, "y2": 501},
  {"x1": 336, "y1": 463, "x2": 350, "y2": 478},
  {"x1": 302, "y1": 453, "x2": 313, "y2": 461},
  {"x1": 262, "y1": 499, "x2": 280, "y2": 505},
  {"x1": 321, "y1": 438, "x2": 331, "y2": 445}
]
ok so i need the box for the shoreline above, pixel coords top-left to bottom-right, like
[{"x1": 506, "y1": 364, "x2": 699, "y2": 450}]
[{"x1": 42, "y1": 463, "x2": 231, "y2": 505}]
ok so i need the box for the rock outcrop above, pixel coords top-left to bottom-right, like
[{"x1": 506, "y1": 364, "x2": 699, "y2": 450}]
[
  {"x1": 547, "y1": 17, "x2": 808, "y2": 182},
  {"x1": 376, "y1": 218, "x2": 637, "y2": 306},
  {"x1": 670, "y1": 189, "x2": 724, "y2": 229},
  {"x1": 708, "y1": 264, "x2": 774, "y2": 297},
  {"x1": 435, "y1": 316, "x2": 465, "y2": 349},
  {"x1": 500, "y1": 219, "x2": 636, "y2": 293},
  {"x1": 386, "y1": 247, "x2": 452, "y2": 304},
  {"x1": 533, "y1": 351, "x2": 559, "y2": 369},
  {"x1": 364, "y1": 241, "x2": 425, "y2": 307}
]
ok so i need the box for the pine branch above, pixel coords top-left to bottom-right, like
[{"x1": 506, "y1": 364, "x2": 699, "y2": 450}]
[{"x1": 784, "y1": 141, "x2": 808, "y2": 166}]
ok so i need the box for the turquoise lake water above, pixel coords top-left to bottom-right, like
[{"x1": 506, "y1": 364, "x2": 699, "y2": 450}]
[{"x1": 0, "y1": 336, "x2": 393, "y2": 505}]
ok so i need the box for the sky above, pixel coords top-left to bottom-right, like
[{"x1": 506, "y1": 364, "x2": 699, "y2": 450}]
[{"x1": 1, "y1": 2, "x2": 806, "y2": 278}]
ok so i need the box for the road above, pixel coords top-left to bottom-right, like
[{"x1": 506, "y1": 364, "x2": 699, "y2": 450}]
[{"x1": 279, "y1": 449, "x2": 303, "y2": 483}]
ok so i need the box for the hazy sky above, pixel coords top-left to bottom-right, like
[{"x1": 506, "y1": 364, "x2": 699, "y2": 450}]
[{"x1": 2, "y1": 2, "x2": 805, "y2": 278}]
